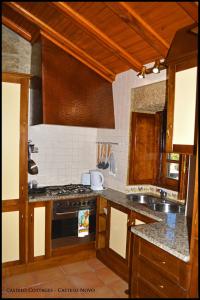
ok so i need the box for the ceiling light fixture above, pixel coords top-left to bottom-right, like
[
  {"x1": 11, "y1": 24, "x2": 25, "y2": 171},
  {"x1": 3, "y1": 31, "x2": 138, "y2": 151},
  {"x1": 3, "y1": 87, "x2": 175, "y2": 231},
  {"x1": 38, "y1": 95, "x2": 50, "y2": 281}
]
[
  {"x1": 137, "y1": 66, "x2": 147, "y2": 78},
  {"x1": 137, "y1": 60, "x2": 167, "y2": 79},
  {"x1": 152, "y1": 59, "x2": 161, "y2": 73}
]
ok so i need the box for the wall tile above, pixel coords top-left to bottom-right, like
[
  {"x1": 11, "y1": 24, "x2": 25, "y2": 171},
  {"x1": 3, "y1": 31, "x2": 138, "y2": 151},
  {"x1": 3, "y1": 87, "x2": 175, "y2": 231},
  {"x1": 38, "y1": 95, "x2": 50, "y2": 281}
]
[{"x1": 28, "y1": 125, "x2": 97, "y2": 185}]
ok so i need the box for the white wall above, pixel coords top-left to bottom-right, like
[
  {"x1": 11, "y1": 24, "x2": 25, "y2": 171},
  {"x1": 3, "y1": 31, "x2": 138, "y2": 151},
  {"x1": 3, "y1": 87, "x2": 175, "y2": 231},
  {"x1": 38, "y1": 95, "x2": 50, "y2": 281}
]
[
  {"x1": 28, "y1": 125, "x2": 97, "y2": 186},
  {"x1": 97, "y1": 67, "x2": 167, "y2": 192}
]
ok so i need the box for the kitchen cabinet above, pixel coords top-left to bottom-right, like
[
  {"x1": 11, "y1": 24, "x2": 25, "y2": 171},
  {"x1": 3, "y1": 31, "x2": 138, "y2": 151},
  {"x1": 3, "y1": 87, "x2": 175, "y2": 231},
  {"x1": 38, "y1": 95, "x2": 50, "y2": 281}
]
[
  {"x1": 2, "y1": 73, "x2": 29, "y2": 202},
  {"x1": 129, "y1": 112, "x2": 162, "y2": 185},
  {"x1": 30, "y1": 36, "x2": 115, "y2": 128},
  {"x1": 129, "y1": 235, "x2": 189, "y2": 298},
  {"x1": 2, "y1": 211, "x2": 20, "y2": 263},
  {"x1": 2, "y1": 72, "x2": 29, "y2": 266},
  {"x1": 28, "y1": 201, "x2": 52, "y2": 262},
  {"x1": 96, "y1": 196, "x2": 108, "y2": 250},
  {"x1": 165, "y1": 24, "x2": 197, "y2": 154},
  {"x1": 96, "y1": 197, "x2": 155, "y2": 282}
]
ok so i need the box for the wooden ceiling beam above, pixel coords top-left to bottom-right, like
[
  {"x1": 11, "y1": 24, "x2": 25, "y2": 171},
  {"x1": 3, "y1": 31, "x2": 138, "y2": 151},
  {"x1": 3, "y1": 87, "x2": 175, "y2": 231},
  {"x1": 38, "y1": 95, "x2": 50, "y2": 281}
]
[
  {"x1": 6, "y1": 2, "x2": 115, "y2": 83},
  {"x1": 105, "y1": 2, "x2": 169, "y2": 57},
  {"x1": 176, "y1": 2, "x2": 198, "y2": 22},
  {"x1": 31, "y1": 30, "x2": 41, "y2": 44},
  {"x1": 2, "y1": 15, "x2": 32, "y2": 41},
  {"x1": 52, "y1": 2, "x2": 142, "y2": 71}
]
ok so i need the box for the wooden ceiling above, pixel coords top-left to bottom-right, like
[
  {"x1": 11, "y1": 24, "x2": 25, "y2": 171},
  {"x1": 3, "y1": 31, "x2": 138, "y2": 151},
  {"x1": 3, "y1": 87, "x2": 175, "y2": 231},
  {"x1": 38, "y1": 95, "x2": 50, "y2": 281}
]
[{"x1": 2, "y1": 2, "x2": 198, "y2": 82}]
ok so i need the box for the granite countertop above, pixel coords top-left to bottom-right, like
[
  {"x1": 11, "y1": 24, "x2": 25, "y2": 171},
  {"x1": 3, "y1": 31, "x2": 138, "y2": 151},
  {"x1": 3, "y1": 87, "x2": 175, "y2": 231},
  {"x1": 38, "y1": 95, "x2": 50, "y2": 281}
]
[
  {"x1": 29, "y1": 187, "x2": 189, "y2": 263},
  {"x1": 101, "y1": 189, "x2": 189, "y2": 263}
]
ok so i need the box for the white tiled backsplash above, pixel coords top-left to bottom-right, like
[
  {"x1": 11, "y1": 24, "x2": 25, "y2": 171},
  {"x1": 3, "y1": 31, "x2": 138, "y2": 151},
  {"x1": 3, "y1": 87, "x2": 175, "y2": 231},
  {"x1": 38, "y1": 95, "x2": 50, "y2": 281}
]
[{"x1": 28, "y1": 125, "x2": 97, "y2": 186}]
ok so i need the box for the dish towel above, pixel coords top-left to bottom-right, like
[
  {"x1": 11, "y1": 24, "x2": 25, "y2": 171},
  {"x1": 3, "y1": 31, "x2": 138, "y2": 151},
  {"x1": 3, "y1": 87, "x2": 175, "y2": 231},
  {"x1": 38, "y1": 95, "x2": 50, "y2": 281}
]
[
  {"x1": 109, "y1": 152, "x2": 116, "y2": 176},
  {"x1": 78, "y1": 209, "x2": 89, "y2": 237}
]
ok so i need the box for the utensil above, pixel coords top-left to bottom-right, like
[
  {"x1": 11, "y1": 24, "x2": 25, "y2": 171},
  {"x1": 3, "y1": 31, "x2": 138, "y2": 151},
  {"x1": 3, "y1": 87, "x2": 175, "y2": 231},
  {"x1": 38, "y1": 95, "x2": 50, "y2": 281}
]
[
  {"x1": 28, "y1": 159, "x2": 38, "y2": 175},
  {"x1": 101, "y1": 143, "x2": 106, "y2": 169},
  {"x1": 103, "y1": 144, "x2": 111, "y2": 169},
  {"x1": 109, "y1": 152, "x2": 116, "y2": 176},
  {"x1": 96, "y1": 143, "x2": 100, "y2": 167},
  {"x1": 28, "y1": 143, "x2": 38, "y2": 175},
  {"x1": 98, "y1": 143, "x2": 104, "y2": 169}
]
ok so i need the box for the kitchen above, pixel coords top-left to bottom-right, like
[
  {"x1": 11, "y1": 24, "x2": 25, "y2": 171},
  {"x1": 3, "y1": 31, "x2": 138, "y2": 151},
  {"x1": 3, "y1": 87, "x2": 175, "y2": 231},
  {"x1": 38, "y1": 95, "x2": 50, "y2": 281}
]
[{"x1": 2, "y1": 2, "x2": 198, "y2": 299}]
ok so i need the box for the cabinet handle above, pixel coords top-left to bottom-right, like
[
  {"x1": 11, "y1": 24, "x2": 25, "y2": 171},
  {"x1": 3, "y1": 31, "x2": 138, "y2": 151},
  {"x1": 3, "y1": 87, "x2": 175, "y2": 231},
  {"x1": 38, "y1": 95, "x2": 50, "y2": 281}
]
[
  {"x1": 161, "y1": 261, "x2": 166, "y2": 264},
  {"x1": 21, "y1": 213, "x2": 24, "y2": 220},
  {"x1": 159, "y1": 285, "x2": 164, "y2": 289},
  {"x1": 30, "y1": 213, "x2": 33, "y2": 222}
]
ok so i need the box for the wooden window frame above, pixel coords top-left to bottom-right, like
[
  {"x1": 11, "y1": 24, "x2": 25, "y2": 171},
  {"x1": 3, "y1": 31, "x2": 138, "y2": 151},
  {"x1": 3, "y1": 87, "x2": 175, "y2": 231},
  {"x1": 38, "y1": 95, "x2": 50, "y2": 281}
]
[{"x1": 160, "y1": 152, "x2": 189, "y2": 197}]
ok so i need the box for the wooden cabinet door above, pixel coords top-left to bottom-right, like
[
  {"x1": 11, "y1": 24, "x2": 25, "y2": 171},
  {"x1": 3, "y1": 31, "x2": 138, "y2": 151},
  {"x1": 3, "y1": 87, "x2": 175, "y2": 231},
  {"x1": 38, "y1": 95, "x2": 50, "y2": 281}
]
[
  {"x1": 2, "y1": 82, "x2": 20, "y2": 201},
  {"x1": 109, "y1": 206, "x2": 128, "y2": 259},
  {"x1": 173, "y1": 67, "x2": 197, "y2": 147},
  {"x1": 2, "y1": 73, "x2": 29, "y2": 266},
  {"x1": 2, "y1": 73, "x2": 29, "y2": 203},
  {"x1": 166, "y1": 65, "x2": 197, "y2": 154},
  {"x1": 2, "y1": 211, "x2": 20, "y2": 263},
  {"x1": 129, "y1": 112, "x2": 161, "y2": 184},
  {"x1": 28, "y1": 202, "x2": 51, "y2": 261}
]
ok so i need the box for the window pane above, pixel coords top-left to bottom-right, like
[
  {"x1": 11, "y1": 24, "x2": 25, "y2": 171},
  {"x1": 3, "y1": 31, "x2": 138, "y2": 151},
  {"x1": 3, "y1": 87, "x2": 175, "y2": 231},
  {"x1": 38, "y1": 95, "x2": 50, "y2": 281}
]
[
  {"x1": 166, "y1": 163, "x2": 179, "y2": 180},
  {"x1": 167, "y1": 153, "x2": 180, "y2": 161}
]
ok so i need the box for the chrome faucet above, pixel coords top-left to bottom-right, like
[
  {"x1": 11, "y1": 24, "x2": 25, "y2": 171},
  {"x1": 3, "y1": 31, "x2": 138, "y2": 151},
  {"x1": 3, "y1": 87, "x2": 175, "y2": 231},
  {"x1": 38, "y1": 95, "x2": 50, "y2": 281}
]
[{"x1": 160, "y1": 189, "x2": 167, "y2": 199}]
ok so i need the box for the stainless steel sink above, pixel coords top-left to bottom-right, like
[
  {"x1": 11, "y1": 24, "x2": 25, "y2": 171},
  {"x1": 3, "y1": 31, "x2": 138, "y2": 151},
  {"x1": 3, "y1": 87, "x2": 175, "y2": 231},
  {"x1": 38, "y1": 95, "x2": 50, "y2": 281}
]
[
  {"x1": 147, "y1": 202, "x2": 185, "y2": 213},
  {"x1": 127, "y1": 194, "x2": 185, "y2": 214},
  {"x1": 126, "y1": 194, "x2": 158, "y2": 204}
]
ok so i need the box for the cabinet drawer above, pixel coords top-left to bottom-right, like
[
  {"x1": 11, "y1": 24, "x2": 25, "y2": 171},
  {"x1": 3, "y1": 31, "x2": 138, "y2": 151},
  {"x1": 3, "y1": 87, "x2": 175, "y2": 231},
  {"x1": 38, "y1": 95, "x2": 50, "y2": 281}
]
[
  {"x1": 138, "y1": 258, "x2": 187, "y2": 298},
  {"x1": 138, "y1": 238, "x2": 181, "y2": 282},
  {"x1": 136, "y1": 276, "x2": 163, "y2": 298}
]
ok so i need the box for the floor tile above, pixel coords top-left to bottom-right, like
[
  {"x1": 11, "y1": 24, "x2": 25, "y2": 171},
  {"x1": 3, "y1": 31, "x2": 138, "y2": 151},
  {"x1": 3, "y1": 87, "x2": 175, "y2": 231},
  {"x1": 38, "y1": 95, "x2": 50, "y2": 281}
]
[
  {"x1": 86, "y1": 257, "x2": 106, "y2": 271},
  {"x1": 2, "y1": 258, "x2": 128, "y2": 299},
  {"x1": 60, "y1": 260, "x2": 94, "y2": 275},
  {"x1": 80, "y1": 285, "x2": 117, "y2": 298},
  {"x1": 95, "y1": 266, "x2": 121, "y2": 285},
  {"x1": 3, "y1": 266, "x2": 65, "y2": 289},
  {"x1": 66, "y1": 272, "x2": 104, "y2": 289}
]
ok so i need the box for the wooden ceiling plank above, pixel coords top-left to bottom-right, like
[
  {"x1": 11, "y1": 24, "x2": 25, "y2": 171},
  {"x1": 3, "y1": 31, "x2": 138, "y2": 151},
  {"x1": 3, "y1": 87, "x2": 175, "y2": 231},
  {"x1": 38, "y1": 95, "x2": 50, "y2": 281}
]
[
  {"x1": 52, "y1": 2, "x2": 142, "y2": 71},
  {"x1": 2, "y1": 15, "x2": 32, "y2": 41},
  {"x1": 177, "y1": 2, "x2": 198, "y2": 22},
  {"x1": 105, "y1": 2, "x2": 169, "y2": 57},
  {"x1": 7, "y1": 2, "x2": 115, "y2": 82}
]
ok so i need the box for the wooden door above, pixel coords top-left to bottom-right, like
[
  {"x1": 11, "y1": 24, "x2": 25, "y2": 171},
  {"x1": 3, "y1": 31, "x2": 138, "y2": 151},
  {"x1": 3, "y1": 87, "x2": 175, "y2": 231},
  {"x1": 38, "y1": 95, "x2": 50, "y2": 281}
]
[{"x1": 129, "y1": 112, "x2": 161, "y2": 184}]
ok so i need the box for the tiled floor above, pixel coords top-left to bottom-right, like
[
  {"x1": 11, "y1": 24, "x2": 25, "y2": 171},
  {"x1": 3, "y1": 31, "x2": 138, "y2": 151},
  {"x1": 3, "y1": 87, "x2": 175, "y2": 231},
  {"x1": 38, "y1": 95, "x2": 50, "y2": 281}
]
[{"x1": 2, "y1": 258, "x2": 128, "y2": 298}]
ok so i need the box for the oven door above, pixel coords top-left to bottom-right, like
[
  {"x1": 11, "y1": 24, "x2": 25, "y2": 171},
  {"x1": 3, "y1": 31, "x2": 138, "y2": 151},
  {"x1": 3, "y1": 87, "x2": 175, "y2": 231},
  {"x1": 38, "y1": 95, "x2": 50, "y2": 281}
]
[{"x1": 52, "y1": 208, "x2": 96, "y2": 248}]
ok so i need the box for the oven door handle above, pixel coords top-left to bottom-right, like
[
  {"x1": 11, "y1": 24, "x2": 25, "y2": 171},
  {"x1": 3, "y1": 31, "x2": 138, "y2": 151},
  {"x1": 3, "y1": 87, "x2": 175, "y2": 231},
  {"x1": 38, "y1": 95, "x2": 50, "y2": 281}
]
[
  {"x1": 55, "y1": 211, "x2": 79, "y2": 215},
  {"x1": 55, "y1": 208, "x2": 95, "y2": 216}
]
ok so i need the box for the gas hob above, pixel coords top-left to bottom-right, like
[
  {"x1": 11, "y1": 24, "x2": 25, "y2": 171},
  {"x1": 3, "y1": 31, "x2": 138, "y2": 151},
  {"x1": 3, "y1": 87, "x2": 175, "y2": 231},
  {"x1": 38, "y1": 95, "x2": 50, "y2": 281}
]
[{"x1": 29, "y1": 184, "x2": 93, "y2": 197}]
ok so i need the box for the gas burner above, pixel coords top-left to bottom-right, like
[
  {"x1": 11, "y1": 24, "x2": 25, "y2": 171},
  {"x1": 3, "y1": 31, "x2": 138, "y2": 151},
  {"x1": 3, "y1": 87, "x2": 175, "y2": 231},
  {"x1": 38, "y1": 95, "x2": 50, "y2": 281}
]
[
  {"x1": 45, "y1": 184, "x2": 93, "y2": 196},
  {"x1": 29, "y1": 184, "x2": 93, "y2": 197}
]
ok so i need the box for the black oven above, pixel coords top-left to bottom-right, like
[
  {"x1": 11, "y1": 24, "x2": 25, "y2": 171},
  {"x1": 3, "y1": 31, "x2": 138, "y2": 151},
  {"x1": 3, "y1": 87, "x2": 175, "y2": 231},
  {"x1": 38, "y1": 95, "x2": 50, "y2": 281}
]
[{"x1": 52, "y1": 197, "x2": 96, "y2": 248}]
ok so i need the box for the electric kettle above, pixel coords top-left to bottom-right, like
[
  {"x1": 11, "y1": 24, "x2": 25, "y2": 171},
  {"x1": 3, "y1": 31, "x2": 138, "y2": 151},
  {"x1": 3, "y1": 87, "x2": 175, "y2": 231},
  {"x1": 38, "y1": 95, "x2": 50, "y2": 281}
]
[{"x1": 90, "y1": 170, "x2": 104, "y2": 191}]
